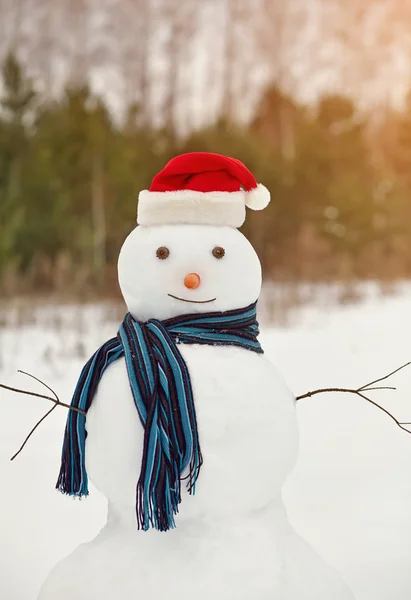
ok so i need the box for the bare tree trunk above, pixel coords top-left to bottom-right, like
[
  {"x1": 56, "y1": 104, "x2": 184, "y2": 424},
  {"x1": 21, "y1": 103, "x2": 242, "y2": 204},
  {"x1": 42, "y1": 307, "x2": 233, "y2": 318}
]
[
  {"x1": 220, "y1": 0, "x2": 236, "y2": 122},
  {"x1": 164, "y1": 4, "x2": 180, "y2": 135},
  {"x1": 91, "y1": 152, "x2": 106, "y2": 288},
  {"x1": 138, "y1": 0, "x2": 152, "y2": 126},
  {"x1": 279, "y1": 100, "x2": 295, "y2": 162},
  {"x1": 10, "y1": 0, "x2": 25, "y2": 51},
  {"x1": 0, "y1": 0, "x2": 12, "y2": 58},
  {"x1": 255, "y1": 0, "x2": 300, "y2": 160},
  {"x1": 161, "y1": 0, "x2": 196, "y2": 136},
  {"x1": 64, "y1": 0, "x2": 89, "y2": 88},
  {"x1": 35, "y1": 0, "x2": 59, "y2": 96},
  {"x1": 115, "y1": 0, "x2": 152, "y2": 125}
]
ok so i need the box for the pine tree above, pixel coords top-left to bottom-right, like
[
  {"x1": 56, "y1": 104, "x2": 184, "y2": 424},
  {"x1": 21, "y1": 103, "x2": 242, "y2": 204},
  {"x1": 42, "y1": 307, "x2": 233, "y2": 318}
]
[{"x1": 0, "y1": 51, "x2": 36, "y2": 276}]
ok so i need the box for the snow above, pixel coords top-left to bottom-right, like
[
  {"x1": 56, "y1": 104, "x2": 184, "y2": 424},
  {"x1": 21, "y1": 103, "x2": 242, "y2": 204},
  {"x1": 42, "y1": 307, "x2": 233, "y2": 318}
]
[{"x1": 1, "y1": 286, "x2": 411, "y2": 599}]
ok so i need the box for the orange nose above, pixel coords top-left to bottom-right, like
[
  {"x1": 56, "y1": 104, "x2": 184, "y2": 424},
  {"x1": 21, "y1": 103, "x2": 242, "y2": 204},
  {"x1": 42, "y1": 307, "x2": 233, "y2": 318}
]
[{"x1": 184, "y1": 273, "x2": 201, "y2": 289}]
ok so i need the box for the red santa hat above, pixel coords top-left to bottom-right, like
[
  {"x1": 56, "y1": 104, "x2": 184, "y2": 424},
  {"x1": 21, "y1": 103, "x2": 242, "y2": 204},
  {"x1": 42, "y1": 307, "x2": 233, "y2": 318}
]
[{"x1": 137, "y1": 152, "x2": 270, "y2": 228}]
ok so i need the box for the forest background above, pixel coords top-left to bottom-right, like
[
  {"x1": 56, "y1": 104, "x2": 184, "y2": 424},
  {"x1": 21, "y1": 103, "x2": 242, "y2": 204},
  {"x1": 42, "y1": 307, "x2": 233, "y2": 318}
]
[{"x1": 2, "y1": 0, "x2": 411, "y2": 302}]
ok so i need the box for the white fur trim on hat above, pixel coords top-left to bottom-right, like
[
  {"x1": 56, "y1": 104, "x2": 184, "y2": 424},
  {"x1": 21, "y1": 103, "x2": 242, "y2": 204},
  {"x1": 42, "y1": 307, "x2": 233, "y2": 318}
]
[
  {"x1": 137, "y1": 190, "x2": 247, "y2": 227},
  {"x1": 245, "y1": 184, "x2": 271, "y2": 210}
]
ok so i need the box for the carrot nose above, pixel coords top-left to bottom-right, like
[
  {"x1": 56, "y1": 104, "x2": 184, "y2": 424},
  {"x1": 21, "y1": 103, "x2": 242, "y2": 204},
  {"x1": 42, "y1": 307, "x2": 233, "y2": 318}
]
[{"x1": 184, "y1": 273, "x2": 201, "y2": 289}]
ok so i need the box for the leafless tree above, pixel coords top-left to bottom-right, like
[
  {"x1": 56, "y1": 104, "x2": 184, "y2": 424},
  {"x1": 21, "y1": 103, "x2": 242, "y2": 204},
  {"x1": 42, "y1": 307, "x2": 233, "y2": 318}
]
[
  {"x1": 324, "y1": 1, "x2": 411, "y2": 107},
  {"x1": 252, "y1": 0, "x2": 308, "y2": 159},
  {"x1": 103, "y1": 0, "x2": 153, "y2": 124},
  {"x1": 159, "y1": 0, "x2": 197, "y2": 135}
]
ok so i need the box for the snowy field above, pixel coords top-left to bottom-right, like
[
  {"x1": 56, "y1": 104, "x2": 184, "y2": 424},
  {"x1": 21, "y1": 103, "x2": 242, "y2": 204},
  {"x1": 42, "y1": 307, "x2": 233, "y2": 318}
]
[{"x1": 1, "y1": 285, "x2": 411, "y2": 600}]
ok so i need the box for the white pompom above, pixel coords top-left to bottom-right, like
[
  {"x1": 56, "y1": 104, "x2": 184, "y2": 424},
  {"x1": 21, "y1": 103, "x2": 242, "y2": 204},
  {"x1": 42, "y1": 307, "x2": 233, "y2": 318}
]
[{"x1": 245, "y1": 184, "x2": 270, "y2": 211}]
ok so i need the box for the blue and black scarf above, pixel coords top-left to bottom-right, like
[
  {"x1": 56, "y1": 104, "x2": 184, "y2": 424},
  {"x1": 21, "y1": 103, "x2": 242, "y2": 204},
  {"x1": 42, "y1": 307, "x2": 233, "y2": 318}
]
[{"x1": 57, "y1": 301, "x2": 263, "y2": 531}]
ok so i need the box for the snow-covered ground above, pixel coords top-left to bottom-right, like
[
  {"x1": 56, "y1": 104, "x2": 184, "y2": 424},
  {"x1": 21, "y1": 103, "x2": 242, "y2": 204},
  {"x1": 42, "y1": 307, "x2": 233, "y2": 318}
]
[{"x1": 1, "y1": 285, "x2": 411, "y2": 600}]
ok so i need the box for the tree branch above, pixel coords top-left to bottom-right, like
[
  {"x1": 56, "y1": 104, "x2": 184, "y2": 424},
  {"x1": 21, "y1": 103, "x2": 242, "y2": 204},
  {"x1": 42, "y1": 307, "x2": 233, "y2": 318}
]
[
  {"x1": 0, "y1": 372, "x2": 85, "y2": 461},
  {"x1": 296, "y1": 361, "x2": 411, "y2": 435},
  {"x1": 0, "y1": 382, "x2": 61, "y2": 405},
  {"x1": 359, "y1": 361, "x2": 411, "y2": 391},
  {"x1": 0, "y1": 382, "x2": 85, "y2": 414},
  {"x1": 10, "y1": 404, "x2": 58, "y2": 461},
  {"x1": 18, "y1": 369, "x2": 60, "y2": 401}
]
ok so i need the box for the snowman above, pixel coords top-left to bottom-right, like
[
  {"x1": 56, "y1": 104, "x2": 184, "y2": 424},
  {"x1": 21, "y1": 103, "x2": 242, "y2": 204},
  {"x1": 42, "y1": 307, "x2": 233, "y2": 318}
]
[{"x1": 38, "y1": 152, "x2": 355, "y2": 600}]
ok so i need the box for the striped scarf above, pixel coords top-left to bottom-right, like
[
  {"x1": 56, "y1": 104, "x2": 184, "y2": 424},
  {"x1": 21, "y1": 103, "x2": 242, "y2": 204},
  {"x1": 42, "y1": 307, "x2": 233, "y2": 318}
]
[{"x1": 56, "y1": 301, "x2": 263, "y2": 531}]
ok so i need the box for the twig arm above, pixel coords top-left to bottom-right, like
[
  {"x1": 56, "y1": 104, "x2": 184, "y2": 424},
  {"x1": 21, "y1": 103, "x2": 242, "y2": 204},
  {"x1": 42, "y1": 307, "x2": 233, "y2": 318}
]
[
  {"x1": 0, "y1": 383, "x2": 58, "y2": 404},
  {"x1": 0, "y1": 372, "x2": 86, "y2": 461},
  {"x1": 18, "y1": 370, "x2": 60, "y2": 402},
  {"x1": 10, "y1": 404, "x2": 58, "y2": 461},
  {"x1": 295, "y1": 362, "x2": 411, "y2": 436},
  {"x1": 296, "y1": 388, "x2": 360, "y2": 401},
  {"x1": 359, "y1": 361, "x2": 411, "y2": 391},
  {"x1": 0, "y1": 383, "x2": 85, "y2": 415},
  {"x1": 355, "y1": 390, "x2": 411, "y2": 434}
]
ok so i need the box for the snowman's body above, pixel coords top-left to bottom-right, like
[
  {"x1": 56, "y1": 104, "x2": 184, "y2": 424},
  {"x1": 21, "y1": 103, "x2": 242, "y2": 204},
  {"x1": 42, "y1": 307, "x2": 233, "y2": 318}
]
[{"x1": 38, "y1": 218, "x2": 355, "y2": 599}]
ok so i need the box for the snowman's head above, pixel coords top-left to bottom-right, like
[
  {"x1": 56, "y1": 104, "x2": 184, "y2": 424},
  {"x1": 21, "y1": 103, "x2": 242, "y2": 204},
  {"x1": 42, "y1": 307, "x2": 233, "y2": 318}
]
[
  {"x1": 118, "y1": 152, "x2": 271, "y2": 321},
  {"x1": 118, "y1": 224, "x2": 262, "y2": 321}
]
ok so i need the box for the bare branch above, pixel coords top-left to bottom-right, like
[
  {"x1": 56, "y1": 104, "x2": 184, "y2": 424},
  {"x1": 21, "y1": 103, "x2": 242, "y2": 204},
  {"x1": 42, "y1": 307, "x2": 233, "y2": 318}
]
[
  {"x1": 18, "y1": 369, "x2": 59, "y2": 402},
  {"x1": 359, "y1": 361, "x2": 411, "y2": 391},
  {"x1": 10, "y1": 404, "x2": 58, "y2": 461},
  {"x1": 296, "y1": 362, "x2": 411, "y2": 436},
  {"x1": 1, "y1": 373, "x2": 86, "y2": 461},
  {"x1": 0, "y1": 382, "x2": 85, "y2": 414},
  {"x1": 362, "y1": 386, "x2": 396, "y2": 391},
  {"x1": 0, "y1": 382, "x2": 60, "y2": 405},
  {"x1": 297, "y1": 387, "x2": 363, "y2": 400},
  {"x1": 355, "y1": 390, "x2": 410, "y2": 434}
]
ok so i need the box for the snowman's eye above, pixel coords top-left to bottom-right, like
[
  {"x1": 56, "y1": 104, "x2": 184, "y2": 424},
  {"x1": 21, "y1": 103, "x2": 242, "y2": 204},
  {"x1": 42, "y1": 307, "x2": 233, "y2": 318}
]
[
  {"x1": 212, "y1": 246, "x2": 225, "y2": 259},
  {"x1": 156, "y1": 246, "x2": 170, "y2": 260}
]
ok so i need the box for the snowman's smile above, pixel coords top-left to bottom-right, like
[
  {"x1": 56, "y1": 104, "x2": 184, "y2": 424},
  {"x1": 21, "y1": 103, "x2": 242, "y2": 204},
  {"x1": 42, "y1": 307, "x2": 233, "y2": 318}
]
[{"x1": 167, "y1": 294, "x2": 216, "y2": 304}]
